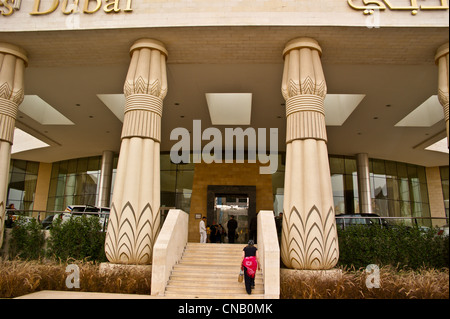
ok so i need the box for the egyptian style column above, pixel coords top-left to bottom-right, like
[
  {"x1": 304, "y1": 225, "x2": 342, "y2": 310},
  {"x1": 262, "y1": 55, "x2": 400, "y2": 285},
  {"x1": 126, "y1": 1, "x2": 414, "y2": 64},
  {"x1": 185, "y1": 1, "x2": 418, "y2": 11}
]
[
  {"x1": 0, "y1": 43, "x2": 27, "y2": 248},
  {"x1": 435, "y1": 43, "x2": 449, "y2": 146},
  {"x1": 280, "y1": 38, "x2": 339, "y2": 270},
  {"x1": 356, "y1": 153, "x2": 373, "y2": 214},
  {"x1": 105, "y1": 39, "x2": 167, "y2": 265}
]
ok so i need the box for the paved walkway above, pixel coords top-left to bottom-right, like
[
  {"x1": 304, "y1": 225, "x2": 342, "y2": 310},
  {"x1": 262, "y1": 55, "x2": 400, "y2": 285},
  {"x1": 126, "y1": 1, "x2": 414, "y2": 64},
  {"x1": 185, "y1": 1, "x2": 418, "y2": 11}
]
[{"x1": 15, "y1": 290, "x2": 176, "y2": 299}]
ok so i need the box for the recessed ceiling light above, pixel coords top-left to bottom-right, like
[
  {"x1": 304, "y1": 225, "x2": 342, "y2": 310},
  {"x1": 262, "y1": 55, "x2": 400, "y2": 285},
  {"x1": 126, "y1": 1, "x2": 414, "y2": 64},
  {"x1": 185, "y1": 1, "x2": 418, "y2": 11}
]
[
  {"x1": 425, "y1": 137, "x2": 448, "y2": 154},
  {"x1": 97, "y1": 94, "x2": 125, "y2": 122},
  {"x1": 395, "y1": 95, "x2": 443, "y2": 127},
  {"x1": 19, "y1": 95, "x2": 74, "y2": 125},
  {"x1": 324, "y1": 94, "x2": 366, "y2": 126},
  {"x1": 206, "y1": 93, "x2": 252, "y2": 125},
  {"x1": 11, "y1": 128, "x2": 49, "y2": 154}
]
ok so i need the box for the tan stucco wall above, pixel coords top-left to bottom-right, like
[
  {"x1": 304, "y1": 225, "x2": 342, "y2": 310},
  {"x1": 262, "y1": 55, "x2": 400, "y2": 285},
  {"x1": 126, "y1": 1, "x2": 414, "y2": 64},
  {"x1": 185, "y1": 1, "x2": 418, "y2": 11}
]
[
  {"x1": 1, "y1": 0, "x2": 448, "y2": 32},
  {"x1": 188, "y1": 161, "x2": 273, "y2": 242},
  {"x1": 426, "y1": 166, "x2": 446, "y2": 227}
]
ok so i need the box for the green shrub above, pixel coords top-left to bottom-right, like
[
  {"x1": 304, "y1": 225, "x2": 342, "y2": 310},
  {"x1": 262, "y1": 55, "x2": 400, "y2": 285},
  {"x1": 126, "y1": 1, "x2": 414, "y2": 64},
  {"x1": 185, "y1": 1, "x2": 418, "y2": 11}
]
[
  {"x1": 337, "y1": 225, "x2": 449, "y2": 270},
  {"x1": 47, "y1": 216, "x2": 106, "y2": 262},
  {"x1": 9, "y1": 219, "x2": 45, "y2": 260}
]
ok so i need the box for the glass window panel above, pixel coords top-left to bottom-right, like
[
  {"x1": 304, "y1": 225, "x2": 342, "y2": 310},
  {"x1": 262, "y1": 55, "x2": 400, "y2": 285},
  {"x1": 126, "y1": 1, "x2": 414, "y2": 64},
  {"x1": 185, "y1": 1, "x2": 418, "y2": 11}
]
[
  {"x1": 26, "y1": 161, "x2": 39, "y2": 175},
  {"x1": 344, "y1": 157, "x2": 357, "y2": 174},
  {"x1": 176, "y1": 170, "x2": 194, "y2": 193},
  {"x1": 77, "y1": 158, "x2": 88, "y2": 173},
  {"x1": 372, "y1": 159, "x2": 386, "y2": 175},
  {"x1": 8, "y1": 188, "x2": 23, "y2": 201},
  {"x1": 399, "y1": 178, "x2": 410, "y2": 202},
  {"x1": 333, "y1": 196, "x2": 345, "y2": 215},
  {"x1": 87, "y1": 156, "x2": 100, "y2": 171},
  {"x1": 12, "y1": 160, "x2": 27, "y2": 174},
  {"x1": 386, "y1": 177, "x2": 399, "y2": 201},
  {"x1": 272, "y1": 171, "x2": 285, "y2": 195},
  {"x1": 407, "y1": 165, "x2": 418, "y2": 179},
  {"x1": 67, "y1": 159, "x2": 78, "y2": 174},
  {"x1": 385, "y1": 161, "x2": 397, "y2": 177},
  {"x1": 51, "y1": 162, "x2": 59, "y2": 178},
  {"x1": 373, "y1": 176, "x2": 387, "y2": 199},
  {"x1": 161, "y1": 191, "x2": 176, "y2": 208},
  {"x1": 160, "y1": 153, "x2": 177, "y2": 171},
  {"x1": 388, "y1": 200, "x2": 401, "y2": 218},
  {"x1": 161, "y1": 170, "x2": 176, "y2": 192},
  {"x1": 329, "y1": 156, "x2": 345, "y2": 174},
  {"x1": 397, "y1": 162, "x2": 407, "y2": 178},
  {"x1": 331, "y1": 174, "x2": 344, "y2": 198},
  {"x1": 417, "y1": 166, "x2": 426, "y2": 183},
  {"x1": 58, "y1": 161, "x2": 68, "y2": 175}
]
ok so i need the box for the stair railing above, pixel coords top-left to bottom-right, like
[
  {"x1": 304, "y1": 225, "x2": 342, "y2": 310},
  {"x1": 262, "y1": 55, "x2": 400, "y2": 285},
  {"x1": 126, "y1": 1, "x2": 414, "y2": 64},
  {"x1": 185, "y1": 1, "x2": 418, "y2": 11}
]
[
  {"x1": 256, "y1": 210, "x2": 280, "y2": 299},
  {"x1": 151, "y1": 209, "x2": 189, "y2": 296}
]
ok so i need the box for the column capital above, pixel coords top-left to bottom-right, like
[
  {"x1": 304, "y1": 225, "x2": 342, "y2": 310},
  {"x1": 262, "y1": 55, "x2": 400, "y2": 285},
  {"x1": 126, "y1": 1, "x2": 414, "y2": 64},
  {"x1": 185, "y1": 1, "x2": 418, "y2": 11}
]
[
  {"x1": 435, "y1": 42, "x2": 449, "y2": 64},
  {"x1": 283, "y1": 37, "x2": 322, "y2": 59},
  {"x1": 129, "y1": 38, "x2": 168, "y2": 59},
  {"x1": 0, "y1": 42, "x2": 28, "y2": 66}
]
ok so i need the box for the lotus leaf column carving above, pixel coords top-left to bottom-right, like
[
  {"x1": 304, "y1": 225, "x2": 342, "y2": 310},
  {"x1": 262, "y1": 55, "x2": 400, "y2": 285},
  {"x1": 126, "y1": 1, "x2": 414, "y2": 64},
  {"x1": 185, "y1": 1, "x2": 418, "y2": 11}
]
[
  {"x1": 280, "y1": 38, "x2": 339, "y2": 270},
  {"x1": 0, "y1": 43, "x2": 27, "y2": 248},
  {"x1": 105, "y1": 39, "x2": 168, "y2": 265}
]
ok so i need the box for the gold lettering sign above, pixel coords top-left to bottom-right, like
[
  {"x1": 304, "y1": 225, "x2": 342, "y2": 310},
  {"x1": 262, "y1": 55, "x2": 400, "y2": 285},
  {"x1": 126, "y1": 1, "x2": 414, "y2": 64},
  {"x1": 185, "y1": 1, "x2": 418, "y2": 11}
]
[
  {"x1": 0, "y1": 0, "x2": 132, "y2": 16},
  {"x1": 348, "y1": 0, "x2": 449, "y2": 15}
]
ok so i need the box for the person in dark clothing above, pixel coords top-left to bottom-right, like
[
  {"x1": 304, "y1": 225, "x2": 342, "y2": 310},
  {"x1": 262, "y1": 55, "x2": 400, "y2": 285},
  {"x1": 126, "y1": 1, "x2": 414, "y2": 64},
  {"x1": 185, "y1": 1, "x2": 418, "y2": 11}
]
[
  {"x1": 227, "y1": 215, "x2": 238, "y2": 243},
  {"x1": 210, "y1": 221, "x2": 220, "y2": 243},
  {"x1": 241, "y1": 240, "x2": 260, "y2": 294}
]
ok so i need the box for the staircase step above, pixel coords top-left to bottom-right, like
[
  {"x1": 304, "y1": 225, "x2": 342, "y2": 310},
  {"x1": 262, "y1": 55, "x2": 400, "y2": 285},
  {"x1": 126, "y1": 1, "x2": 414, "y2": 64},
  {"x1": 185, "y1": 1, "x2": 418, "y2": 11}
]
[
  {"x1": 165, "y1": 285, "x2": 264, "y2": 295},
  {"x1": 163, "y1": 242, "x2": 264, "y2": 298},
  {"x1": 164, "y1": 292, "x2": 265, "y2": 299},
  {"x1": 167, "y1": 279, "x2": 263, "y2": 289}
]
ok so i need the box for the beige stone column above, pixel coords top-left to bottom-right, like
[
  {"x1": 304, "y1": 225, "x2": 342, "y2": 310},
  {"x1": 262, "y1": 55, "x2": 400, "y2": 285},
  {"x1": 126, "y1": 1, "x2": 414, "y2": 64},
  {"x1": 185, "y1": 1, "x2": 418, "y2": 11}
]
[
  {"x1": 0, "y1": 43, "x2": 27, "y2": 249},
  {"x1": 280, "y1": 38, "x2": 339, "y2": 270},
  {"x1": 435, "y1": 43, "x2": 449, "y2": 146},
  {"x1": 356, "y1": 153, "x2": 373, "y2": 214},
  {"x1": 105, "y1": 39, "x2": 168, "y2": 265}
]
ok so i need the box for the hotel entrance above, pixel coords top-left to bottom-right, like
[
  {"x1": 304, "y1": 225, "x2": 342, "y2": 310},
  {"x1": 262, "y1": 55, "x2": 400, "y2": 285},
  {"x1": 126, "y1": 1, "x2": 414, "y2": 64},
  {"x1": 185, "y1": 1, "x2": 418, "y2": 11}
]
[
  {"x1": 206, "y1": 185, "x2": 256, "y2": 244},
  {"x1": 214, "y1": 195, "x2": 249, "y2": 244}
]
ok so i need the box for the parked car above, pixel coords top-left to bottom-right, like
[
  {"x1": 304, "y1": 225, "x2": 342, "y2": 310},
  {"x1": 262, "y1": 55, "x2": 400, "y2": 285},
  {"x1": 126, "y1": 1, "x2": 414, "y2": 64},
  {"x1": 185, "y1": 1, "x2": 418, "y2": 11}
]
[
  {"x1": 52, "y1": 205, "x2": 110, "y2": 231},
  {"x1": 41, "y1": 215, "x2": 55, "y2": 229},
  {"x1": 335, "y1": 213, "x2": 388, "y2": 229}
]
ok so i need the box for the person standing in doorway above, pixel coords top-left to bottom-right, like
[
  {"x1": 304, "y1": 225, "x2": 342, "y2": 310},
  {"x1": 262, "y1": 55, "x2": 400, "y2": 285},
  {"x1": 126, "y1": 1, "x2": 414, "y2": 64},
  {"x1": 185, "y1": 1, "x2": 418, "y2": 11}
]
[
  {"x1": 227, "y1": 215, "x2": 238, "y2": 243},
  {"x1": 199, "y1": 216, "x2": 207, "y2": 243}
]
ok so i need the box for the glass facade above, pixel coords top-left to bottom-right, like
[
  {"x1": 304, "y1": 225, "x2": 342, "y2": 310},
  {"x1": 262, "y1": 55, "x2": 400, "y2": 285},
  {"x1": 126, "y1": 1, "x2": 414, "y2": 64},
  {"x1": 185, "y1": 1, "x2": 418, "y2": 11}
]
[
  {"x1": 7, "y1": 160, "x2": 39, "y2": 210},
  {"x1": 46, "y1": 156, "x2": 110, "y2": 211},
  {"x1": 160, "y1": 153, "x2": 194, "y2": 214},
  {"x1": 273, "y1": 154, "x2": 434, "y2": 225},
  {"x1": 6, "y1": 155, "x2": 446, "y2": 224},
  {"x1": 368, "y1": 159, "x2": 430, "y2": 225}
]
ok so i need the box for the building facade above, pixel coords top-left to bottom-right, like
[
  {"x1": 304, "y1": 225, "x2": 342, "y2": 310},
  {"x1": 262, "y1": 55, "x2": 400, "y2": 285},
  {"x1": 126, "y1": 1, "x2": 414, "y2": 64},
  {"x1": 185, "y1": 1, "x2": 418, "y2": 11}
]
[{"x1": 1, "y1": 0, "x2": 449, "y2": 269}]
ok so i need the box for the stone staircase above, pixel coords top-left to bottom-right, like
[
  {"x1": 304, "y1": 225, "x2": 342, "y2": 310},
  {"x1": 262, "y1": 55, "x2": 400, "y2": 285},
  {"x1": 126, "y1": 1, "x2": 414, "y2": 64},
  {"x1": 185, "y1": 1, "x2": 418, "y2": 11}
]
[{"x1": 164, "y1": 243, "x2": 264, "y2": 299}]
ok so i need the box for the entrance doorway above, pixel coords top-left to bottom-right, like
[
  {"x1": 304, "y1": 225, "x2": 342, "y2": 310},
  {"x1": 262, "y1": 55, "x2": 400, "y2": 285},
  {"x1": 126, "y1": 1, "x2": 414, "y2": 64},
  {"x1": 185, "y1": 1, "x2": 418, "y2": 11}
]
[
  {"x1": 214, "y1": 195, "x2": 249, "y2": 244},
  {"x1": 207, "y1": 185, "x2": 256, "y2": 244}
]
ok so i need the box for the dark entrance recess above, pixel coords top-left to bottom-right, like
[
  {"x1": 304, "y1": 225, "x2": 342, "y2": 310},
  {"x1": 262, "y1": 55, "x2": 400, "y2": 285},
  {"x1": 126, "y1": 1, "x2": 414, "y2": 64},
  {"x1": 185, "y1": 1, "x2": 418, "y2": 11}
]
[{"x1": 206, "y1": 185, "x2": 256, "y2": 237}]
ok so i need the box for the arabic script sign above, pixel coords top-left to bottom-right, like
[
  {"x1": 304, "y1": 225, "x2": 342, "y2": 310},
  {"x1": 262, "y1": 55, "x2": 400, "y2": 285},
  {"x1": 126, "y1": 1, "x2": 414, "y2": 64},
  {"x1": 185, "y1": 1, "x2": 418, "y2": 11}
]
[{"x1": 348, "y1": 0, "x2": 449, "y2": 15}]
